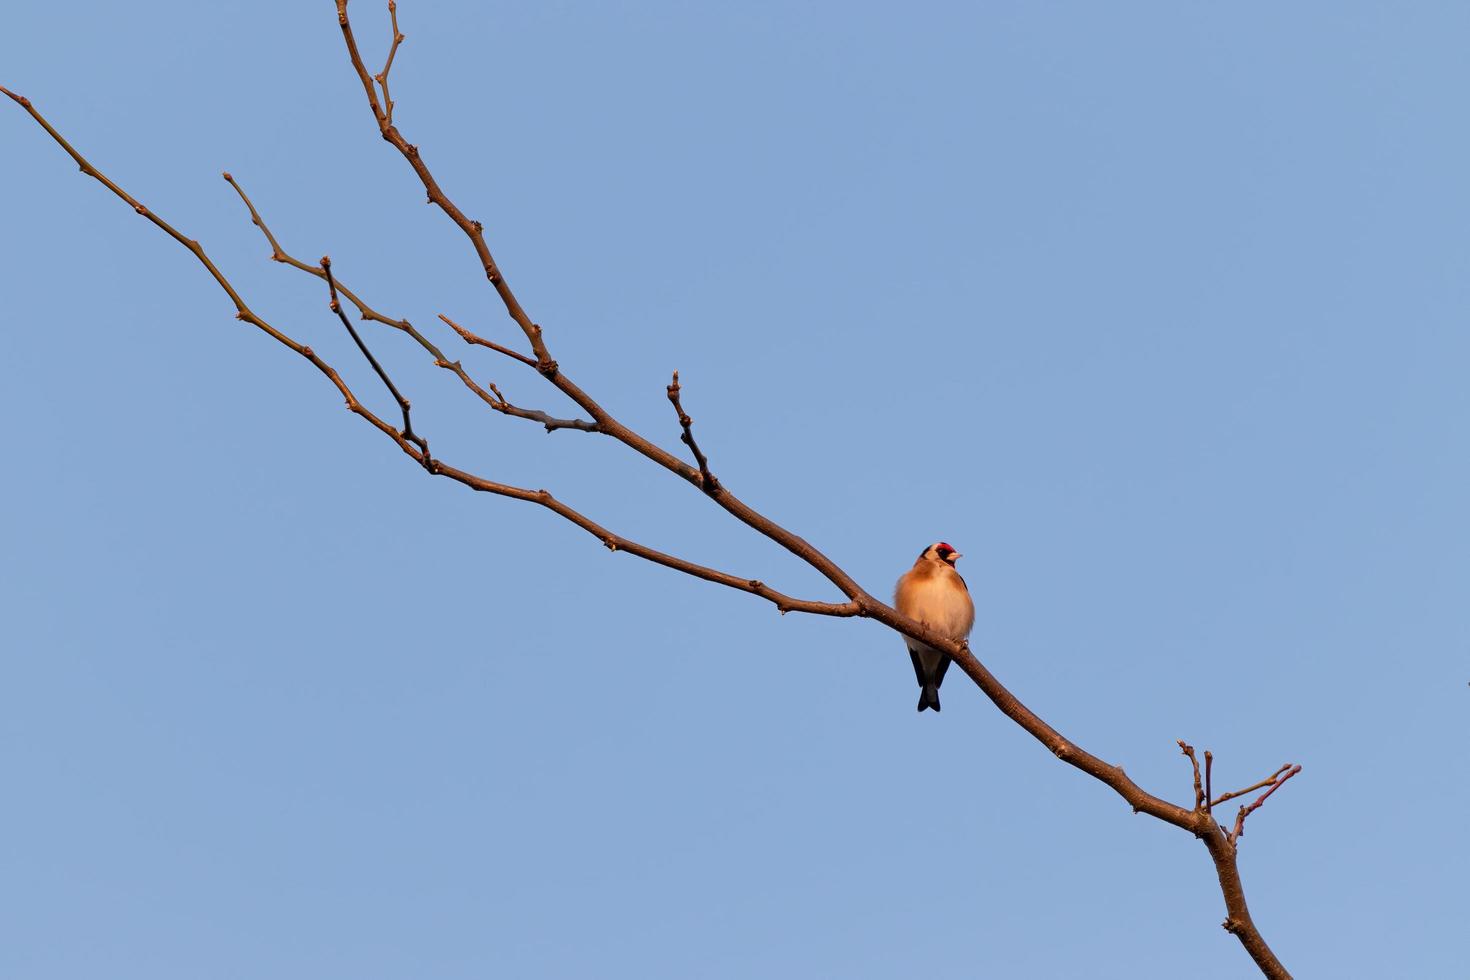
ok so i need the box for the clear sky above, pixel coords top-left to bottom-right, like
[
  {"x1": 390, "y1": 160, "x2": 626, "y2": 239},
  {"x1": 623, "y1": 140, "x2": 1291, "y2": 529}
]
[{"x1": 2, "y1": 3, "x2": 1466, "y2": 978}]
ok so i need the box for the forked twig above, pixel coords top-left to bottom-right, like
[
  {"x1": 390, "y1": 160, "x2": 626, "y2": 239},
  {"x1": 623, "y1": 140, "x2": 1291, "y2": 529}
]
[
  {"x1": 667, "y1": 371, "x2": 720, "y2": 495},
  {"x1": 1213, "y1": 764, "x2": 1296, "y2": 808},
  {"x1": 1185, "y1": 745, "x2": 1303, "y2": 847},
  {"x1": 320, "y1": 256, "x2": 429, "y2": 465},
  {"x1": 1228, "y1": 765, "x2": 1303, "y2": 845},
  {"x1": 374, "y1": 0, "x2": 405, "y2": 125}
]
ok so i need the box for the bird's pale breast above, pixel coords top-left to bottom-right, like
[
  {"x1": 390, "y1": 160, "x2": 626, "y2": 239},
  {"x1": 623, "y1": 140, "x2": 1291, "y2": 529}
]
[{"x1": 896, "y1": 566, "x2": 975, "y2": 645}]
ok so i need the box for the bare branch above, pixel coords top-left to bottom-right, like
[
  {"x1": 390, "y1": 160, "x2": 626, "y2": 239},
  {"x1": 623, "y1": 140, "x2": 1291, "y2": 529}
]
[
  {"x1": 667, "y1": 371, "x2": 720, "y2": 495},
  {"x1": 325, "y1": 9, "x2": 1301, "y2": 975},
  {"x1": 334, "y1": 0, "x2": 554, "y2": 370},
  {"x1": 0, "y1": 88, "x2": 412, "y2": 459},
  {"x1": 333, "y1": 1, "x2": 871, "y2": 605},
  {"x1": 0, "y1": 90, "x2": 862, "y2": 622},
  {"x1": 5, "y1": 11, "x2": 1309, "y2": 975}
]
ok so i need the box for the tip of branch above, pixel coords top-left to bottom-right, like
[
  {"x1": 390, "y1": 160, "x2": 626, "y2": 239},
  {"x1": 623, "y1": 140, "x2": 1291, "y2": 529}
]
[
  {"x1": 221, "y1": 171, "x2": 233, "y2": 181},
  {"x1": 437, "y1": 313, "x2": 473, "y2": 342},
  {"x1": 320, "y1": 255, "x2": 332, "y2": 269},
  {"x1": 0, "y1": 85, "x2": 31, "y2": 108}
]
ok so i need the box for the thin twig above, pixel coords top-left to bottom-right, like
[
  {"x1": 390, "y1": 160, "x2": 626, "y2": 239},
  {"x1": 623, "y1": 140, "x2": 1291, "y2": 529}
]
[
  {"x1": 438, "y1": 314, "x2": 537, "y2": 367},
  {"x1": 428, "y1": 354, "x2": 599, "y2": 433},
  {"x1": 321, "y1": 256, "x2": 430, "y2": 466},
  {"x1": 667, "y1": 371, "x2": 720, "y2": 495},
  {"x1": 485, "y1": 379, "x2": 600, "y2": 433},
  {"x1": 1178, "y1": 740, "x2": 1205, "y2": 812},
  {"x1": 433, "y1": 316, "x2": 595, "y2": 428},
  {"x1": 1205, "y1": 751, "x2": 1214, "y2": 815}
]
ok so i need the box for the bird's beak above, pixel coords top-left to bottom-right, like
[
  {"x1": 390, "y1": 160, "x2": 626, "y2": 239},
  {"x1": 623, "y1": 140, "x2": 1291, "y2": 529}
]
[{"x1": 947, "y1": 552, "x2": 962, "y2": 563}]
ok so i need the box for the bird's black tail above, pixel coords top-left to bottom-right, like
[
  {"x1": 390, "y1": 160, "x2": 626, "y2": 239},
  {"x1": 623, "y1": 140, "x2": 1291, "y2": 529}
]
[
  {"x1": 909, "y1": 647, "x2": 945, "y2": 712},
  {"x1": 917, "y1": 683, "x2": 941, "y2": 712}
]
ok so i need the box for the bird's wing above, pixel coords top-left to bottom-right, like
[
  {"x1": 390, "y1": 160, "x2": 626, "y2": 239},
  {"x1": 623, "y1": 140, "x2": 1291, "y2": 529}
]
[
  {"x1": 908, "y1": 647, "x2": 927, "y2": 687},
  {"x1": 934, "y1": 653, "x2": 952, "y2": 687}
]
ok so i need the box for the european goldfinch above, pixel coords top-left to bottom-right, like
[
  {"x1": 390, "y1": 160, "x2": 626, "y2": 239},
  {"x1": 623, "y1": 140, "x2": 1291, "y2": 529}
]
[{"x1": 894, "y1": 542, "x2": 975, "y2": 712}]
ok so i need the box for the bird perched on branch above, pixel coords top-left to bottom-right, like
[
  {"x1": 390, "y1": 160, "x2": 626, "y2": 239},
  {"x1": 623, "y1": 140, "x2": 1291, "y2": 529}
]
[{"x1": 894, "y1": 542, "x2": 975, "y2": 712}]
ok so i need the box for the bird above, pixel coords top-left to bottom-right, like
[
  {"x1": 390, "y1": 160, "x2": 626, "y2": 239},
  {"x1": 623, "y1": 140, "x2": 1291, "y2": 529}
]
[{"x1": 894, "y1": 542, "x2": 975, "y2": 712}]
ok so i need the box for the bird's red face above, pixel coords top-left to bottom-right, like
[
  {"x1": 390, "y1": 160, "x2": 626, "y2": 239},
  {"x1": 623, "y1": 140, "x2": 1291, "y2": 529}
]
[{"x1": 933, "y1": 542, "x2": 961, "y2": 565}]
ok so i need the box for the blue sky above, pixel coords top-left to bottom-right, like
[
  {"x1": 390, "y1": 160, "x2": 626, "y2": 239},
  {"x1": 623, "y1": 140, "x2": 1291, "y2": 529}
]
[{"x1": 2, "y1": 3, "x2": 1466, "y2": 977}]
